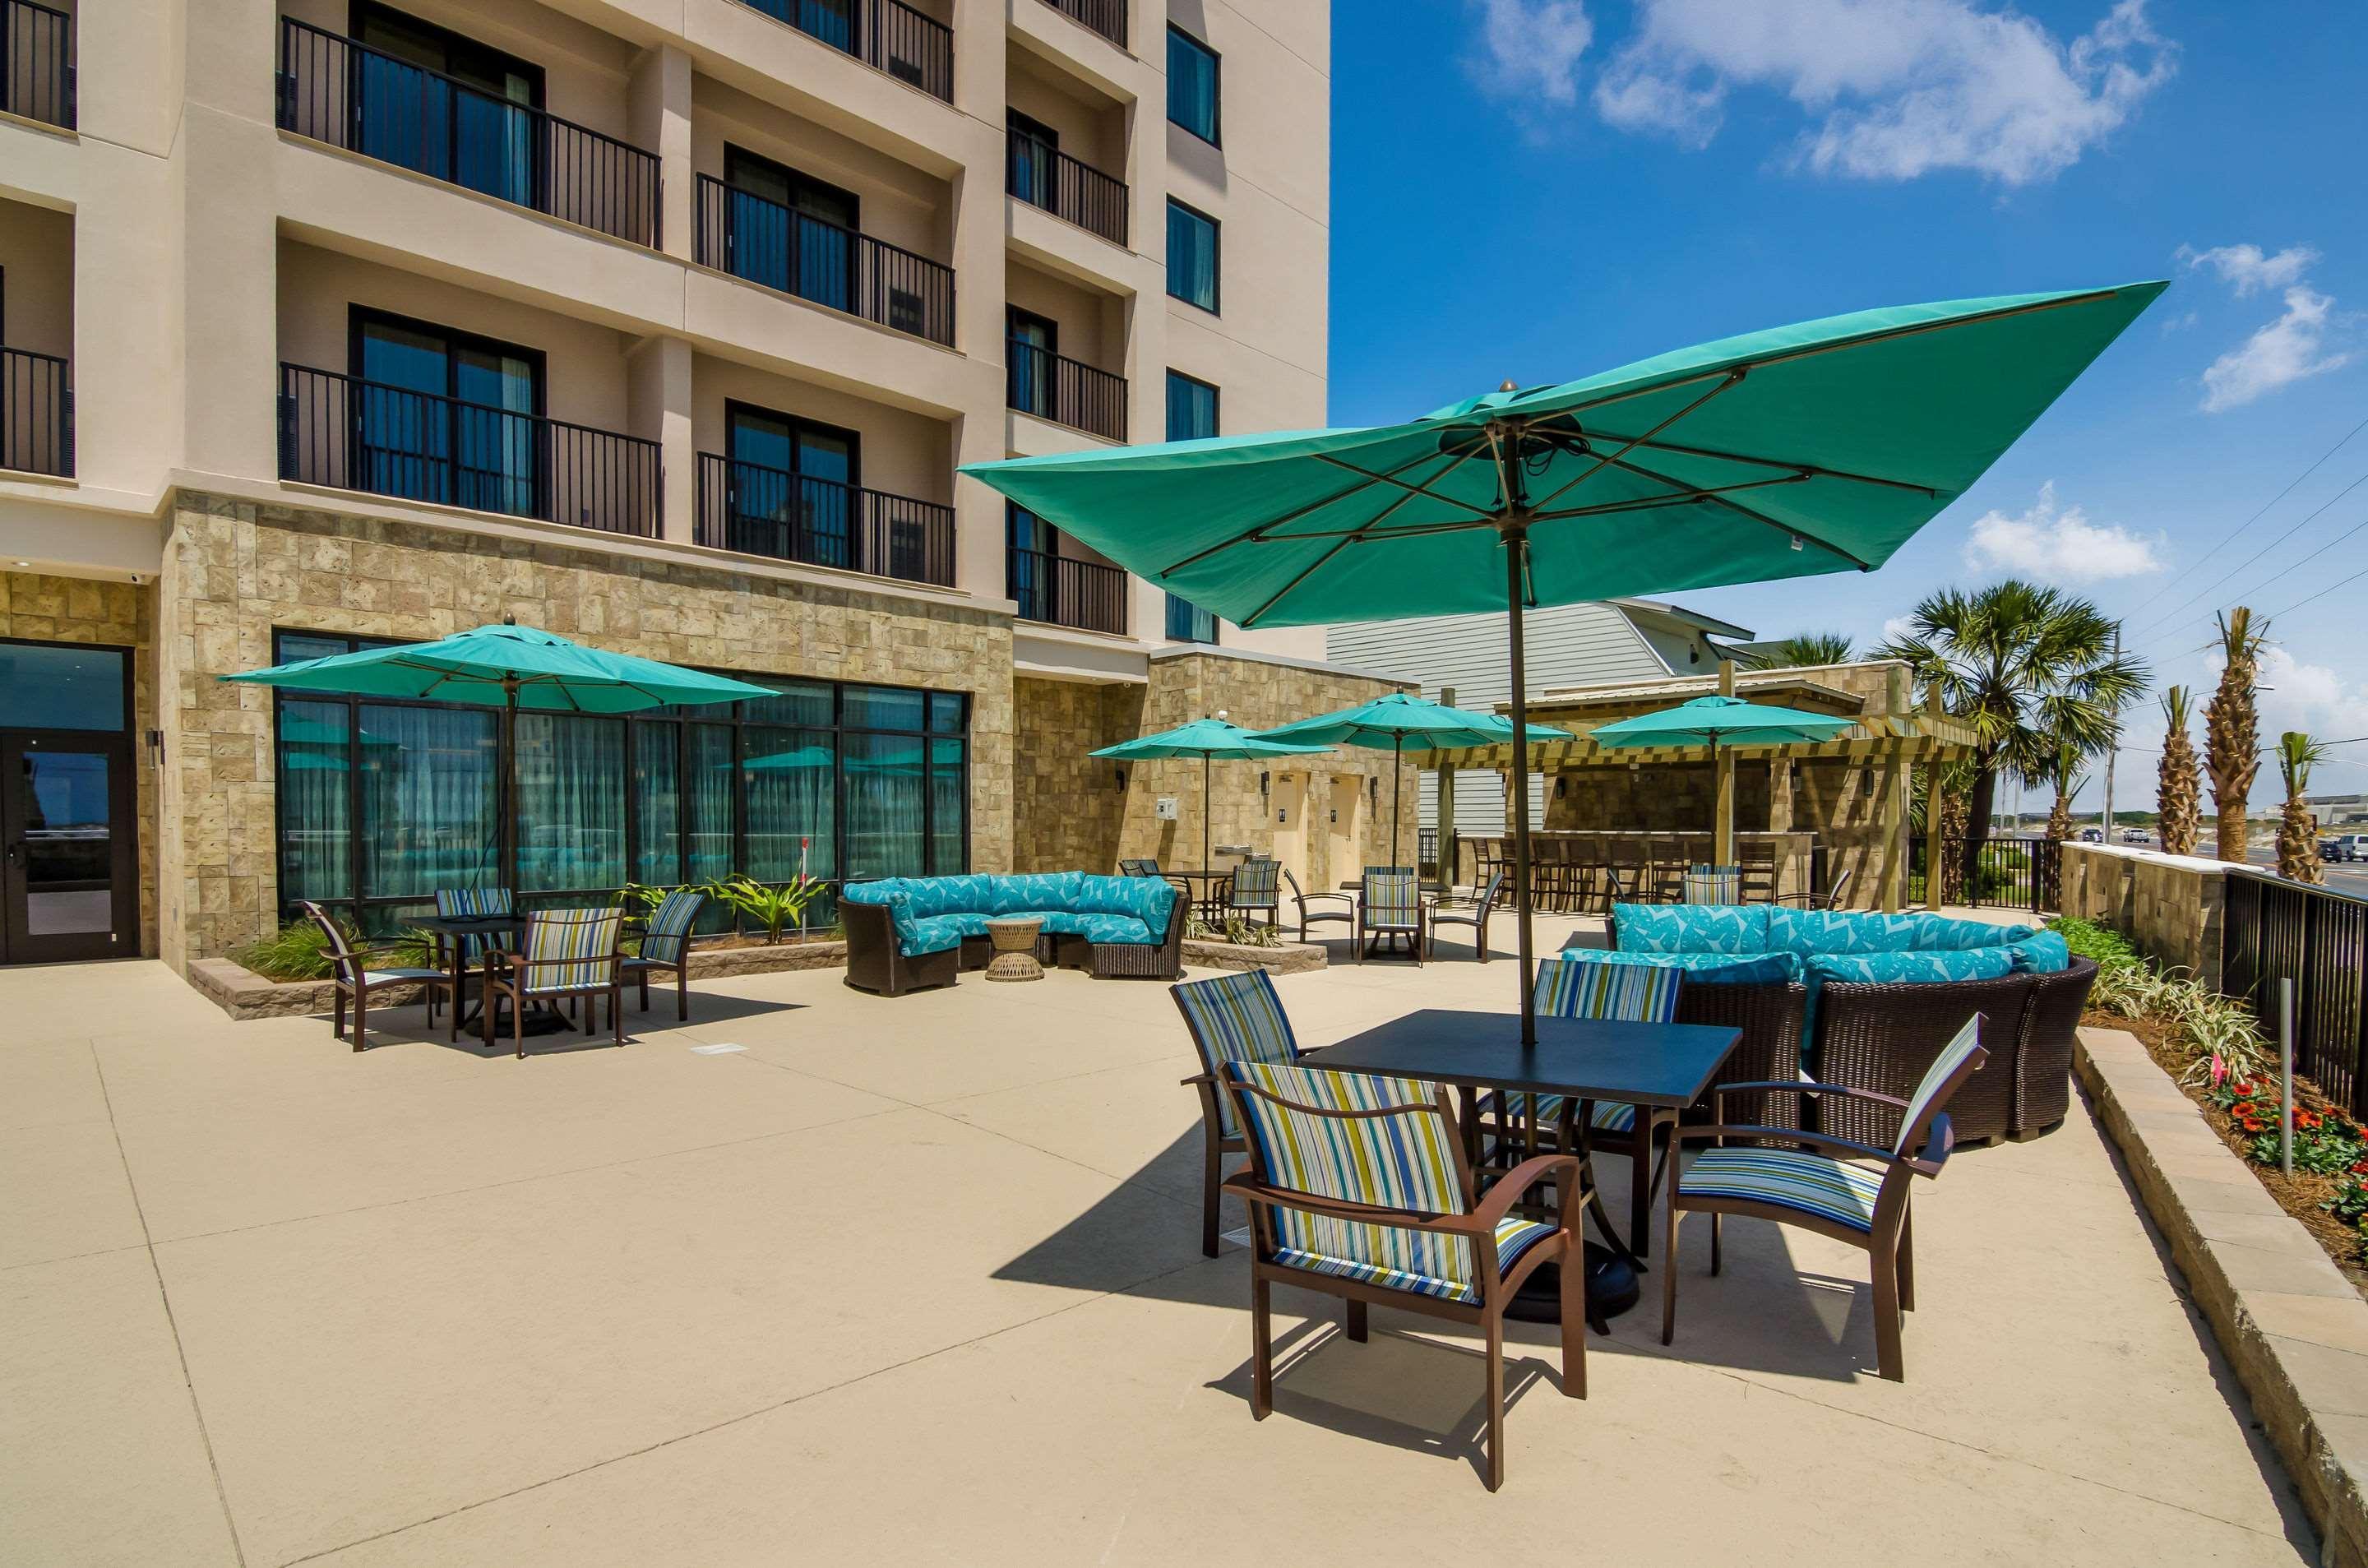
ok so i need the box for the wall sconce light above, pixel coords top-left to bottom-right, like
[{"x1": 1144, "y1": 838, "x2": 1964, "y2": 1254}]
[
  {"x1": 1858, "y1": 764, "x2": 1875, "y2": 796},
  {"x1": 1113, "y1": 765, "x2": 1128, "y2": 789},
  {"x1": 1259, "y1": 770, "x2": 1270, "y2": 799},
  {"x1": 1368, "y1": 775, "x2": 1380, "y2": 809},
  {"x1": 1553, "y1": 776, "x2": 1568, "y2": 798}
]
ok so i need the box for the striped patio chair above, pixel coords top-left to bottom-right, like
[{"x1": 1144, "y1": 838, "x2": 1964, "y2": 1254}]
[
  {"x1": 1226, "y1": 856, "x2": 1282, "y2": 927},
  {"x1": 1172, "y1": 969, "x2": 1307, "y2": 1257},
  {"x1": 1491, "y1": 957, "x2": 1686, "y2": 1258},
  {"x1": 301, "y1": 900, "x2": 454, "y2": 1052},
  {"x1": 481, "y1": 905, "x2": 627, "y2": 1057},
  {"x1": 1217, "y1": 1059, "x2": 1582, "y2": 1492},
  {"x1": 1663, "y1": 1014, "x2": 1988, "y2": 1382},
  {"x1": 1354, "y1": 865, "x2": 1424, "y2": 964},
  {"x1": 622, "y1": 887, "x2": 706, "y2": 1021},
  {"x1": 1682, "y1": 865, "x2": 1743, "y2": 904},
  {"x1": 433, "y1": 886, "x2": 516, "y2": 965}
]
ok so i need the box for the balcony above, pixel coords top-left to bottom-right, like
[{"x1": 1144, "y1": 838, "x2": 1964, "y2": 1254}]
[
  {"x1": 694, "y1": 175, "x2": 955, "y2": 347},
  {"x1": 2, "y1": 0, "x2": 72, "y2": 128},
  {"x1": 1006, "y1": 129, "x2": 1127, "y2": 246},
  {"x1": 735, "y1": 0, "x2": 952, "y2": 103},
  {"x1": 278, "y1": 364, "x2": 661, "y2": 536},
  {"x1": 696, "y1": 453, "x2": 955, "y2": 586},
  {"x1": 1008, "y1": 547, "x2": 1126, "y2": 634},
  {"x1": 1038, "y1": 0, "x2": 1126, "y2": 48},
  {"x1": 276, "y1": 19, "x2": 660, "y2": 247},
  {"x1": 0, "y1": 348, "x2": 72, "y2": 477},
  {"x1": 1007, "y1": 340, "x2": 1124, "y2": 440}
]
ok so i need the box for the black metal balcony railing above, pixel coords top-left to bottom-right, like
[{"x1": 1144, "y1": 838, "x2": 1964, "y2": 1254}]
[
  {"x1": 694, "y1": 175, "x2": 955, "y2": 347},
  {"x1": 2, "y1": 0, "x2": 73, "y2": 128},
  {"x1": 1008, "y1": 547, "x2": 1127, "y2": 634},
  {"x1": 1040, "y1": 0, "x2": 1126, "y2": 48},
  {"x1": 276, "y1": 19, "x2": 661, "y2": 247},
  {"x1": 696, "y1": 453, "x2": 955, "y2": 586},
  {"x1": 0, "y1": 347, "x2": 72, "y2": 477},
  {"x1": 738, "y1": 0, "x2": 953, "y2": 103},
  {"x1": 1006, "y1": 130, "x2": 1127, "y2": 246},
  {"x1": 279, "y1": 363, "x2": 661, "y2": 536},
  {"x1": 1006, "y1": 339, "x2": 1125, "y2": 440}
]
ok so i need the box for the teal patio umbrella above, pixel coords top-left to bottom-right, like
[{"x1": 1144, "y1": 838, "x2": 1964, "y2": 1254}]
[
  {"x1": 1090, "y1": 717, "x2": 1329, "y2": 872},
  {"x1": 1590, "y1": 694, "x2": 1862, "y2": 866},
  {"x1": 964, "y1": 283, "x2": 2164, "y2": 1042},
  {"x1": 225, "y1": 622, "x2": 776, "y2": 886},
  {"x1": 1248, "y1": 691, "x2": 1570, "y2": 878}
]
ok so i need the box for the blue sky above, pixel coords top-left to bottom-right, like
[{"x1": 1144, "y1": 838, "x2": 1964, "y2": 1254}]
[{"x1": 1328, "y1": 1, "x2": 2368, "y2": 809}]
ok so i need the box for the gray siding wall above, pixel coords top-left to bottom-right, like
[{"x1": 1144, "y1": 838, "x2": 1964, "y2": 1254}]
[{"x1": 1324, "y1": 604, "x2": 1674, "y2": 836}]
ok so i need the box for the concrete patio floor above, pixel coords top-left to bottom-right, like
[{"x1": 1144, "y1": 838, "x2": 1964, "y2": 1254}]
[{"x1": 1, "y1": 915, "x2": 2319, "y2": 1566}]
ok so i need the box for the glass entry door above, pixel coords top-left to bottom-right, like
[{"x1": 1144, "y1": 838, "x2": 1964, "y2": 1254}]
[{"x1": 1, "y1": 733, "x2": 136, "y2": 964}]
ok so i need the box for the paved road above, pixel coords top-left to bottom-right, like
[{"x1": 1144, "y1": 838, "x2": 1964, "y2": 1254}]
[{"x1": 2242, "y1": 842, "x2": 2368, "y2": 900}]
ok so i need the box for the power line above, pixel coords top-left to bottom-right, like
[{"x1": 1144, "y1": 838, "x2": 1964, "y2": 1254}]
[
  {"x1": 2129, "y1": 472, "x2": 2368, "y2": 641},
  {"x1": 2119, "y1": 412, "x2": 2368, "y2": 625}
]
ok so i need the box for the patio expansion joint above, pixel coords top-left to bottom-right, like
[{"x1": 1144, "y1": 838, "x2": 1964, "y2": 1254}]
[
  {"x1": 271, "y1": 1247, "x2": 1234, "y2": 1568},
  {"x1": 89, "y1": 1040, "x2": 255, "y2": 1568}
]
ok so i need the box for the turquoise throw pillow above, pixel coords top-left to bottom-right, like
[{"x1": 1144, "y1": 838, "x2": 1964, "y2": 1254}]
[
  {"x1": 2006, "y1": 929, "x2": 2070, "y2": 974},
  {"x1": 1612, "y1": 903, "x2": 1771, "y2": 955},
  {"x1": 1805, "y1": 948, "x2": 2016, "y2": 988},
  {"x1": 1590, "y1": 950, "x2": 1797, "y2": 986}
]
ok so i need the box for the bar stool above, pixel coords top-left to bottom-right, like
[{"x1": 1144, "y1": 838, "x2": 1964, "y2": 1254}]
[
  {"x1": 1645, "y1": 835, "x2": 1687, "y2": 903},
  {"x1": 1739, "y1": 839, "x2": 1780, "y2": 904},
  {"x1": 1600, "y1": 836, "x2": 1646, "y2": 909}
]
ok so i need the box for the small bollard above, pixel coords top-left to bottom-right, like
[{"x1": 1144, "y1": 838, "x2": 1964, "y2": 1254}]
[{"x1": 2279, "y1": 977, "x2": 2296, "y2": 1178}]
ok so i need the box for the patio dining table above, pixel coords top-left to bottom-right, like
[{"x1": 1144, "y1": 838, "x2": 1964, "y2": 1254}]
[
  {"x1": 412, "y1": 911, "x2": 571, "y2": 1038},
  {"x1": 1159, "y1": 868, "x2": 1235, "y2": 923},
  {"x1": 1307, "y1": 1008, "x2": 1742, "y2": 1322}
]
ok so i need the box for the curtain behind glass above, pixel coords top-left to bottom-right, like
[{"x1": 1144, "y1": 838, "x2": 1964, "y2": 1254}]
[
  {"x1": 1167, "y1": 203, "x2": 1217, "y2": 309},
  {"x1": 631, "y1": 723, "x2": 682, "y2": 887},
  {"x1": 929, "y1": 738, "x2": 965, "y2": 874},
  {"x1": 276, "y1": 699, "x2": 352, "y2": 902},
  {"x1": 844, "y1": 733, "x2": 924, "y2": 880},
  {"x1": 516, "y1": 714, "x2": 625, "y2": 893},
  {"x1": 744, "y1": 725, "x2": 834, "y2": 882},
  {"x1": 359, "y1": 704, "x2": 497, "y2": 899},
  {"x1": 687, "y1": 724, "x2": 735, "y2": 886}
]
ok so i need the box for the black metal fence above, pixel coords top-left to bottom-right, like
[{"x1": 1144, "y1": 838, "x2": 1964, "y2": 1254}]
[
  {"x1": 2, "y1": 0, "x2": 72, "y2": 127},
  {"x1": 693, "y1": 175, "x2": 955, "y2": 346},
  {"x1": 696, "y1": 453, "x2": 955, "y2": 585},
  {"x1": 277, "y1": 20, "x2": 661, "y2": 247},
  {"x1": 1908, "y1": 835, "x2": 2061, "y2": 914},
  {"x1": 2223, "y1": 874, "x2": 2368, "y2": 1116},
  {"x1": 1006, "y1": 339, "x2": 1126, "y2": 440},
  {"x1": 0, "y1": 347, "x2": 72, "y2": 477},
  {"x1": 279, "y1": 363, "x2": 662, "y2": 536},
  {"x1": 1039, "y1": 0, "x2": 1126, "y2": 46},
  {"x1": 738, "y1": 0, "x2": 953, "y2": 102},
  {"x1": 1007, "y1": 547, "x2": 1126, "y2": 633},
  {"x1": 1006, "y1": 130, "x2": 1127, "y2": 245}
]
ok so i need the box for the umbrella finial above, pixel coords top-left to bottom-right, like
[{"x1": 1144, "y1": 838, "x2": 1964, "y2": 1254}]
[
  {"x1": 502, "y1": 613, "x2": 516, "y2": 625},
  {"x1": 1497, "y1": 379, "x2": 1518, "y2": 393}
]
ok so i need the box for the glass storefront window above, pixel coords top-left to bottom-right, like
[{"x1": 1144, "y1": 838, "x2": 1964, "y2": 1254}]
[
  {"x1": 631, "y1": 724, "x2": 682, "y2": 888},
  {"x1": 276, "y1": 701, "x2": 353, "y2": 901},
  {"x1": 0, "y1": 641, "x2": 128, "y2": 731},
  {"x1": 742, "y1": 725, "x2": 834, "y2": 881},
  {"x1": 357, "y1": 703, "x2": 499, "y2": 899},
  {"x1": 844, "y1": 732, "x2": 924, "y2": 881},
  {"x1": 515, "y1": 714, "x2": 627, "y2": 894},
  {"x1": 844, "y1": 684, "x2": 926, "y2": 731}
]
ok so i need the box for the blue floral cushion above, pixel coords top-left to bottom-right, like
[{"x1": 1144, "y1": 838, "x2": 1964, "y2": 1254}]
[
  {"x1": 2006, "y1": 929, "x2": 2070, "y2": 973},
  {"x1": 906, "y1": 912, "x2": 989, "y2": 953},
  {"x1": 1765, "y1": 908, "x2": 2027, "y2": 956},
  {"x1": 1587, "y1": 950, "x2": 1798, "y2": 986},
  {"x1": 1611, "y1": 903, "x2": 1771, "y2": 955},
  {"x1": 1804, "y1": 948, "x2": 2016, "y2": 988},
  {"x1": 1910, "y1": 914, "x2": 2036, "y2": 951},
  {"x1": 846, "y1": 873, "x2": 1174, "y2": 955}
]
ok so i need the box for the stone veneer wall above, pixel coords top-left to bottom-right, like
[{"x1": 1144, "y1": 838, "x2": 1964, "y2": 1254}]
[
  {"x1": 155, "y1": 493, "x2": 1015, "y2": 970},
  {"x1": 1120, "y1": 651, "x2": 1415, "y2": 884},
  {"x1": 2059, "y1": 840, "x2": 2231, "y2": 989},
  {"x1": 0, "y1": 570, "x2": 161, "y2": 955},
  {"x1": 1010, "y1": 676, "x2": 1145, "y2": 874}
]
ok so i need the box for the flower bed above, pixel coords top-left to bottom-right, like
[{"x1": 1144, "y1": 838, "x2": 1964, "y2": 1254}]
[{"x1": 2057, "y1": 915, "x2": 2368, "y2": 1288}]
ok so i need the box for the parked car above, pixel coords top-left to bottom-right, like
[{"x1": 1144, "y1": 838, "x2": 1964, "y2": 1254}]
[
  {"x1": 2324, "y1": 835, "x2": 2368, "y2": 863},
  {"x1": 2120, "y1": 828, "x2": 2152, "y2": 844},
  {"x1": 2077, "y1": 826, "x2": 2105, "y2": 844}
]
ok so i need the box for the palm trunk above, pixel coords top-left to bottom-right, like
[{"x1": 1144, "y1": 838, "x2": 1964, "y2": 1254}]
[
  {"x1": 1958, "y1": 762, "x2": 1998, "y2": 897},
  {"x1": 2279, "y1": 798, "x2": 2323, "y2": 885}
]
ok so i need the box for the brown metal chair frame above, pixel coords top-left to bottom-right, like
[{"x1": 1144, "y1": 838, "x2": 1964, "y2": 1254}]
[
  {"x1": 1774, "y1": 867, "x2": 1855, "y2": 910},
  {"x1": 1281, "y1": 867, "x2": 1354, "y2": 946},
  {"x1": 1425, "y1": 869, "x2": 1508, "y2": 961},
  {"x1": 1217, "y1": 1074, "x2": 1584, "y2": 1492},
  {"x1": 1737, "y1": 839, "x2": 1780, "y2": 904},
  {"x1": 1661, "y1": 1038, "x2": 1989, "y2": 1382},
  {"x1": 480, "y1": 915, "x2": 630, "y2": 1058},
  {"x1": 302, "y1": 900, "x2": 456, "y2": 1052},
  {"x1": 1355, "y1": 868, "x2": 1426, "y2": 964}
]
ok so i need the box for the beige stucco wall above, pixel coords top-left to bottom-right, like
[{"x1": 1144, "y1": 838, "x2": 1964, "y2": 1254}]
[
  {"x1": 692, "y1": 78, "x2": 954, "y2": 264},
  {"x1": 689, "y1": 354, "x2": 954, "y2": 506},
  {"x1": 1007, "y1": 51, "x2": 1126, "y2": 183},
  {"x1": 0, "y1": 197, "x2": 74, "y2": 360}
]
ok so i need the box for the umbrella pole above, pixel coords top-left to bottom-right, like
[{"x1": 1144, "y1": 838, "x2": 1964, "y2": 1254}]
[
  {"x1": 1203, "y1": 751, "x2": 1212, "y2": 873},
  {"x1": 500, "y1": 676, "x2": 520, "y2": 894},
  {"x1": 1391, "y1": 733, "x2": 1403, "y2": 873},
  {"x1": 1504, "y1": 533, "x2": 1537, "y2": 1048}
]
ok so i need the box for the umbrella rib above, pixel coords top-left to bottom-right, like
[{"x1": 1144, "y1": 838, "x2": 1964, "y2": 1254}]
[
  {"x1": 1525, "y1": 472, "x2": 1812, "y2": 523},
  {"x1": 1230, "y1": 447, "x2": 1488, "y2": 626},
  {"x1": 1159, "y1": 446, "x2": 1477, "y2": 577},
  {"x1": 1571, "y1": 431, "x2": 1940, "y2": 495},
  {"x1": 1307, "y1": 452, "x2": 1501, "y2": 520},
  {"x1": 1600, "y1": 453, "x2": 1879, "y2": 570},
  {"x1": 1525, "y1": 372, "x2": 1743, "y2": 512}
]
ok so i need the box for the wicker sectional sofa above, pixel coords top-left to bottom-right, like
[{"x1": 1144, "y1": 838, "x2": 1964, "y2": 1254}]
[
  {"x1": 1600, "y1": 904, "x2": 2097, "y2": 1143},
  {"x1": 840, "y1": 872, "x2": 1187, "y2": 997}
]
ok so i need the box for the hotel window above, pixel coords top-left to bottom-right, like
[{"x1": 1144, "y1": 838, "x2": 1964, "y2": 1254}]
[
  {"x1": 1167, "y1": 26, "x2": 1220, "y2": 146},
  {"x1": 271, "y1": 631, "x2": 969, "y2": 933},
  {"x1": 349, "y1": 309, "x2": 544, "y2": 519},
  {"x1": 349, "y1": 2, "x2": 544, "y2": 208},
  {"x1": 1165, "y1": 371, "x2": 1218, "y2": 442},
  {"x1": 1164, "y1": 594, "x2": 1218, "y2": 645},
  {"x1": 1166, "y1": 201, "x2": 1219, "y2": 312}
]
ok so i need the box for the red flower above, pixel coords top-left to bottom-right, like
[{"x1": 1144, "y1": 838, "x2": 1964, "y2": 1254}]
[{"x1": 2350, "y1": 1160, "x2": 2368, "y2": 1175}]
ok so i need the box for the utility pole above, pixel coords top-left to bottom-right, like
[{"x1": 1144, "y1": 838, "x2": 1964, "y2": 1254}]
[{"x1": 2102, "y1": 626, "x2": 2120, "y2": 837}]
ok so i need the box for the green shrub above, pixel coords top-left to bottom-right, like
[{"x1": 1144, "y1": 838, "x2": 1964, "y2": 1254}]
[
  {"x1": 234, "y1": 917, "x2": 342, "y2": 982},
  {"x1": 2047, "y1": 916, "x2": 2142, "y2": 970},
  {"x1": 2047, "y1": 916, "x2": 2269, "y2": 1084}
]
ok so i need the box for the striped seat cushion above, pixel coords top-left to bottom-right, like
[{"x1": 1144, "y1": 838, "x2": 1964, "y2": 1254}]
[
  {"x1": 1174, "y1": 970, "x2": 1301, "y2": 1137},
  {"x1": 1362, "y1": 867, "x2": 1419, "y2": 930},
  {"x1": 1896, "y1": 1014, "x2": 1984, "y2": 1155},
  {"x1": 1682, "y1": 866, "x2": 1743, "y2": 904},
  {"x1": 519, "y1": 907, "x2": 622, "y2": 994},
  {"x1": 1274, "y1": 1216, "x2": 1556, "y2": 1307},
  {"x1": 1678, "y1": 1147, "x2": 1883, "y2": 1232},
  {"x1": 1533, "y1": 955, "x2": 1682, "y2": 1022},
  {"x1": 435, "y1": 887, "x2": 515, "y2": 962},
  {"x1": 635, "y1": 889, "x2": 705, "y2": 966},
  {"x1": 1493, "y1": 1094, "x2": 1638, "y2": 1136},
  {"x1": 1229, "y1": 858, "x2": 1280, "y2": 909}
]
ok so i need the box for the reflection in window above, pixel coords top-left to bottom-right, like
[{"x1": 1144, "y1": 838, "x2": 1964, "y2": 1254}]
[{"x1": 515, "y1": 714, "x2": 627, "y2": 894}]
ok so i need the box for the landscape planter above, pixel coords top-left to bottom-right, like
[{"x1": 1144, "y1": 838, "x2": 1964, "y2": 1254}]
[{"x1": 1182, "y1": 937, "x2": 1325, "y2": 974}]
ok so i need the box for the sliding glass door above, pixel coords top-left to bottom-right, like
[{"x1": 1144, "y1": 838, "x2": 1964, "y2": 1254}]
[
  {"x1": 353, "y1": 312, "x2": 543, "y2": 518},
  {"x1": 351, "y1": 2, "x2": 543, "y2": 210}
]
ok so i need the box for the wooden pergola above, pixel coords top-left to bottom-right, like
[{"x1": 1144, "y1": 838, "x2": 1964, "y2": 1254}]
[{"x1": 1430, "y1": 664, "x2": 1978, "y2": 912}]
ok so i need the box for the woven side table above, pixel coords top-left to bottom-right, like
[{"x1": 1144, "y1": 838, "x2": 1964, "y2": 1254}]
[{"x1": 983, "y1": 917, "x2": 1046, "y2": 982}]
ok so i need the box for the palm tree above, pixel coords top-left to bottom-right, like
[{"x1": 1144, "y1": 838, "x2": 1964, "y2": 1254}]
[
  {"x1": 2276, "y1": 731, "x2": 2328, "y2": 885},
  {"x1": 2156, "y1": 686, "x2": 2201, "y2": 856},
  {"x1": 2205, "y1": 608, "x2": 2268, "y2": 863},
  {"x1": 1768, "y1": 631, "x2": 1855, "y2": 667},
  {"x1": 1877, "y1": 580, "x2": 2148, "y2": 893},
  {"x1": 2042, "y1": 742, "x2": 2088, "y2": 844}
]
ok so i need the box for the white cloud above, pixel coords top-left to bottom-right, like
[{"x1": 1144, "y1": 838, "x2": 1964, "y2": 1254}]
[
  {"x1": 2199, "y1": 645, "x2": 2368, "y2": 804},
  {"x1": 1962, "y1": 481, "x2": 2164, "y2": 581},
  {"x1": 2196, "y1": 284, "x2": 2352, "y2": 413},
  {"x1": 2179, "y1": 243, "x2": 2319, "y2": 298},
  {"x1": 1464, "y1": 0, "x2": 1596, "y2": 109},
  {"x1": 1880, "y1": 614, "x2": 1919, "y2": 645},
  {"x1": 1590, "y1": 0, "x2": 2176, "y2": 185}
]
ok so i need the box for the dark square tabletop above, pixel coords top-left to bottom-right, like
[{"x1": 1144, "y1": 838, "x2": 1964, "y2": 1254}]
[
  {"x1": 1307, "y1": 1009, "x2": 1744, "y2": 1110},
  {"x1": 414, "y1": 914, "x2": 526, "y2": 937}
]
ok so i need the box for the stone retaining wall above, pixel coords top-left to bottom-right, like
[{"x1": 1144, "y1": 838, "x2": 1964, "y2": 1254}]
[{"x1": 2059, "y1": 840, "x2": 2238, "y2": 988}]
